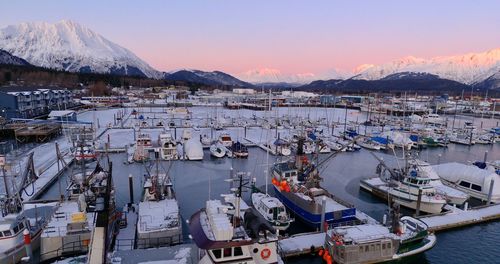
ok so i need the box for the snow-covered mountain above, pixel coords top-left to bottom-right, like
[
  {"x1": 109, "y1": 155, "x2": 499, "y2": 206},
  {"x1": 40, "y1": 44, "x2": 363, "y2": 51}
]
[
  {"x1": 353, "y1": 48, "x2": 500, "y2": 85},
  {"x1": 0, "y1": 20, "x2": 161, "y2": 78},
  {"x1": 165, "y1": 69, "x2": 252, "y2": 87},
  {"x1": 0, "y1": 49, "x2": 30, "y2": 66},
  {"x1": 237, "y1": 68, "x2": 348, "y2": 84}
]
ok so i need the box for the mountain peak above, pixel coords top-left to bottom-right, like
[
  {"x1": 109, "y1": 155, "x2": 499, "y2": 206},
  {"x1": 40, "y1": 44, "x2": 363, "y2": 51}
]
[
  {"x1": 353, "y1": 47, "x2": 500, "y2": 84},
  {"x1": 0, "y1": 20, "x2": 160, "y2": 78}
]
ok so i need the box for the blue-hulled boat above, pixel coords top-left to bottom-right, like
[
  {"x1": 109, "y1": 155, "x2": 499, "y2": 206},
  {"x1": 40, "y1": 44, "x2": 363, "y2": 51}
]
[{"x1": 270, "y1": 141, "x2": 358, "y2": 228}]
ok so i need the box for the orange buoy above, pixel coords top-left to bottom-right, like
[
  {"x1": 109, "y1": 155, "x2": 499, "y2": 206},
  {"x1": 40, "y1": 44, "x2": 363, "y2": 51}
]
[{"x1": 318, "y1": 249, "x2": 324, "y2": 256}]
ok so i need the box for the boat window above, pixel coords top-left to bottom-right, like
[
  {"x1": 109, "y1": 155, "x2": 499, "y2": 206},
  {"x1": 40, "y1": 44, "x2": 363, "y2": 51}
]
[
  {"x1": 223, "y1": 247, "x2": 232, "y2": 258},
  {"x1": 459, "y1": 181, "x2": 471, "y2": 188},
  {"x1": 0, "y1": 232, "x2": 3, "y2": 238},
  {"x1": 268, "y1": 209, "x2": 273, "y2": 214},
  {"x1": 382, "y1": 243, "x2": 386, "y2": 250},
  {"x1": 212, "y1": 249, "x2": 222, "y2": 259},
  {"x1": 359, "y1": 246, "x2": 363, "y2": 252},
  {"x1": 387, "y1": 243, "x2": 391, "y2": 249},
  {"x1": 234, "y1": 247, "x2": 243, "y2": 257},
  {"x1": 13, "y1": 225, "x2": 19, "y2": 234},
  {"x1": 3, "y1": 230, "x2": 12, "y2": 236},
  {"x1": 285, "y1": 172, "x2": 290, "y2": 178},
  {"x1": 365, "y1": 245, "x2": 369, "y2": 252},
  {"x1": 471, "y1": 184, "x2": 482, "y2": 192}
]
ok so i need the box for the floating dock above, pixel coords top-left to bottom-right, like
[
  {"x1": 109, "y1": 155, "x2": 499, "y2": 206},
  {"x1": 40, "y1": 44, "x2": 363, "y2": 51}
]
[{"x1": 418, "y1": 204, "x2": 500, "y2": 232}]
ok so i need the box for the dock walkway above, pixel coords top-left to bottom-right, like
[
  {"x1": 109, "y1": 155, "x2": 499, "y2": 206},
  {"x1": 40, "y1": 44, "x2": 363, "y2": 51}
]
[{"x1": 419, "y1": 203, "x2": 500, "y2": 232}]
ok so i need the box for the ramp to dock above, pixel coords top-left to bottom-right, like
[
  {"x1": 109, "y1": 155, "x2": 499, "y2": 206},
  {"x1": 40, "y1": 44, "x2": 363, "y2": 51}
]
[{"x1": 419, "y1": 204, "x2": 500, "y2": 232}]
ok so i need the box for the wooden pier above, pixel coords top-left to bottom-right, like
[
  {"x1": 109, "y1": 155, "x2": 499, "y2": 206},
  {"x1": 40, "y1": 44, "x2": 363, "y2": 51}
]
[{"x1": 9, "y1": 122, "x2": 62, "y2": 143}]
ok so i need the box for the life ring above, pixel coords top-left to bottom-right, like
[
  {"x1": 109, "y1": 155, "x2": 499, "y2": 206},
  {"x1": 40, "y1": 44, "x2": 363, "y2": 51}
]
[{"x1": 261, "y1": 248, "x2": 271, "y2": 259}]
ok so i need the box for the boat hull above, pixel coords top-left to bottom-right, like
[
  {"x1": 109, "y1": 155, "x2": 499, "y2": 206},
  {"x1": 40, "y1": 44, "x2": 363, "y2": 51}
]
[{"x1": 273, "y1": 186, "x2": 356, "y2": 228}]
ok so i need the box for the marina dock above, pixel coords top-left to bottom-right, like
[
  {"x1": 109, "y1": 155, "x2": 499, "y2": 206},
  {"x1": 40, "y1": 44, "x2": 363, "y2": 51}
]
[{"x1": 419, "y1": 204, "x2": 500, "y2": 232}]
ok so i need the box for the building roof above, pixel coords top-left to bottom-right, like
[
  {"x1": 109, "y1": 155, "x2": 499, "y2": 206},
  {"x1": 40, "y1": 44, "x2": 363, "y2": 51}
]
[
  {"x1": 0, "y1": 85, "x2": 69, "y2": 93},
  {"x1": 48, "y1": 110, "x2": 76, "y2": 117}
]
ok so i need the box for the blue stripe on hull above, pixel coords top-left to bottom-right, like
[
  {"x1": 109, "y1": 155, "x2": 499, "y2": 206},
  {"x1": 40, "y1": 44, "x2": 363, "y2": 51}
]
[{"x1": 273, "y1": 186, "x2": 356, "y2": 228}]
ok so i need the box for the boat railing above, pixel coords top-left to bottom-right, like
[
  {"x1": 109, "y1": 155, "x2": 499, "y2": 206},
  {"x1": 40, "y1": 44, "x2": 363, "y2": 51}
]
[
  {"x1": 115, "y1": 234, "x2": 183, "y2": 250},
  {"x1": 39, "y1": 238, "x2": 89, "y2": 262}
]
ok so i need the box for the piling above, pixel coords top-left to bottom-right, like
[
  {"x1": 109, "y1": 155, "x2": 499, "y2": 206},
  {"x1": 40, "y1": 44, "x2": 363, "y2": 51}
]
[
  {"x1": 487, "y1": 179, "x2": 495, "y2": 204},
  {"x1": 483, "y1": 151, "x2": 488, "y2": 163},
  {"x1": 320, "y1": 196, "x2": 326, "y2": 232},
  {"x1": 415, "y1": 188, "x2": 423, "y2": 217},
  {"x1": 128, "y1": 174, "x2": 134, "y2": 207},
  {"x1": 23, "y1": 229, "x2": 33, "y2": 263}
]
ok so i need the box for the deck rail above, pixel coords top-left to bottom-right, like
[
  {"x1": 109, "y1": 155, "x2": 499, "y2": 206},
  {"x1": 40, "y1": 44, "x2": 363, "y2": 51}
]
[{"x1": 114, "y1": 234, "x2": 183, "y2": 251}]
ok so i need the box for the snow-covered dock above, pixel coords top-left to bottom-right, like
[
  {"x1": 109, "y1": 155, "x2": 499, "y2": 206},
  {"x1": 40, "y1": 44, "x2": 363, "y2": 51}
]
[
  {"x1": 418, "y1": 203, "x2": 500, "y2": 232},
  {"x1": 111, "y1": 244, "x2": 195, "y2": 264},
  {"x1": 114, "y1": 205, "x2": 138, "y2": 251},
  {"x1": 278, "y1": 232, "x2": 325, "y2": 257}
]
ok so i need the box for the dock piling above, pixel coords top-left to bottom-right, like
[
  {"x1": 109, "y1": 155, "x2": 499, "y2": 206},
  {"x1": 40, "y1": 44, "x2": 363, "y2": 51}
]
[
  {"x1": 128, "y1": 174, "x2": 134, "y2": 206},
  {"x1": 483, "y1": 151, "x2": 488, "y2": 163},
  {"x1": 415, "y1": 187, "x2": 422, "y2": 217},
  {"x1": 487, "y1": 179, "x2": 494, "y2": 205},
  {"x1": 320, "y1": 196, "x2": 326, "y2": 232}
]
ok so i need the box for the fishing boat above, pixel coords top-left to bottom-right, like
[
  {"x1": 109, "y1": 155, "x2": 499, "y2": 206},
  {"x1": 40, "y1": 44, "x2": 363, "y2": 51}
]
[
  {"x1": 210, "y1": 142, "x2": 226, "y2": 158},
  {"x1": 188, "y1": 174, "x2": 279, "y2": 264},
  {"x1": 0, "y1": 155, "x2": 53, "y2": 263},
  {"x1": 323, "y1": 210, "x2": 436, "y2": 264},
  {"x1": 74, "y1": 142, "x2": 97, "y2": 162},
  {"x1": 271, "y1": 140, "x2": 357, "y2": 228},
  {"x1": 251, "y1": 192, "x2": 292, "y2": 231},
  {"x1": 231, "y1": 141, "x2": 249, "y2": 158},
  {"x1": 360, "y1": 153, "x2": 447, "y2": 214},
  {"x1": 40, "y1": 161, "x2": 120, "y2": 262},
  {"x1": 133, "y1": 133, "x2": 152, "y2": 162},
  {"x1": 158, "y1": 131, "x2": 178, "y2": 160},
  {"x1": 137, "y1": 151, "x2": 182, "y2": 248}
]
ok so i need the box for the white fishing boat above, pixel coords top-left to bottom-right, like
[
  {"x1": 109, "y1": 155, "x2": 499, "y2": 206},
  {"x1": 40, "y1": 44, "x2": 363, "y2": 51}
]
[
  {"x1": 158, "y1": 131, "x2": 178, "y2": 160},
  {"x1": 361, "y1": 154, "x2": 447, "y2": 214},
  {"x1": 251, "y1": 192, "x2": 292, "y2": 231},
  {"x1": 324, "y1": 215, "x2": 436, "y2": 264},
  {"x1": 210, "y1": 143, "x2": 226, "y2": 158},
  {"x1": 410, "y1": 160, "x2": 468, "y2": 205},
  {"x1": 0, "y1": 155, "x2": 53, "y2": 263},
  {"x1": 134, "y1": 133, "x2": 153, "y2": 162},
  {"x1": 137, "y1": 152, "x2": 182, "y2": 248},
  {"x1": 188, "y1": 174, "x2": 278, "y2": 264}
]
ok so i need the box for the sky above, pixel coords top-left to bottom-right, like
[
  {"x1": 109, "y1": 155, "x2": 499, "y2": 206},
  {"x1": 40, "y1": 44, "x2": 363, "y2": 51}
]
[{"x1": 1, "y1": 0, "x2": 499, "y2": 77}]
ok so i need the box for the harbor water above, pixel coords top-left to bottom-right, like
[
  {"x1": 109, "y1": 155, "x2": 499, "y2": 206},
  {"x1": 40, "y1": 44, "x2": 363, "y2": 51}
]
[{"x1": 32, "y1": 106, "x2": 500, "y2": 264}]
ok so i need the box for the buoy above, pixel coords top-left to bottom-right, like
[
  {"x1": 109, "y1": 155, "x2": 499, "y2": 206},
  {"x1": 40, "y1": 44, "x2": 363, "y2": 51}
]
[{"x1": 318, "y1": 249, "x2": 324, "y2": 256}]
